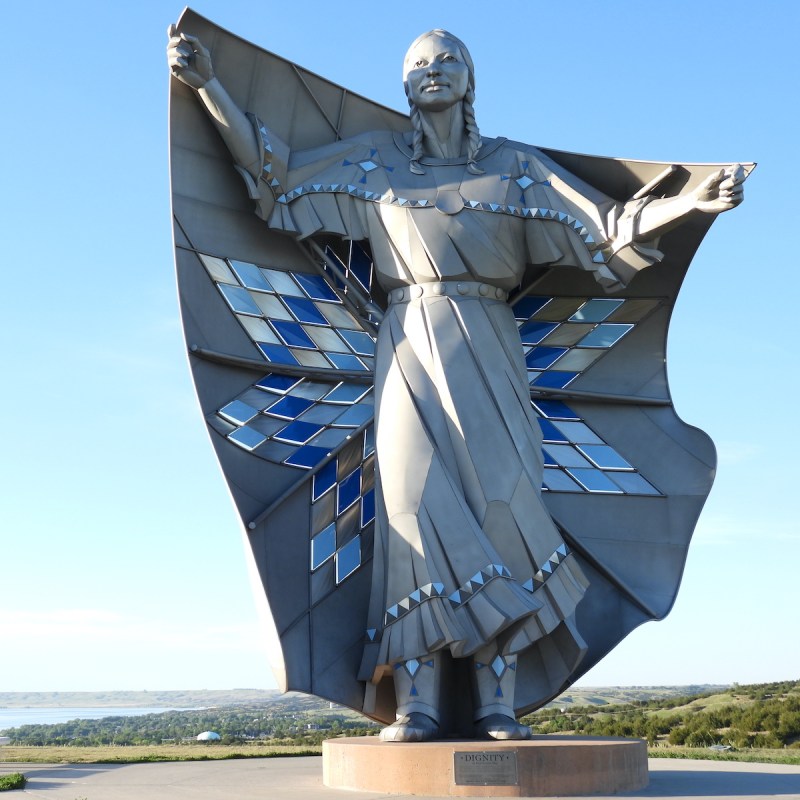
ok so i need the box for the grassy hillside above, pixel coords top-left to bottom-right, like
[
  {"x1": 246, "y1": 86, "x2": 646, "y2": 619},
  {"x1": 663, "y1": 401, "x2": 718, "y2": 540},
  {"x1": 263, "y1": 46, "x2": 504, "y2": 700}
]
[{"x1": 521, "y1": 679, "x2": 800, "y2": 751}]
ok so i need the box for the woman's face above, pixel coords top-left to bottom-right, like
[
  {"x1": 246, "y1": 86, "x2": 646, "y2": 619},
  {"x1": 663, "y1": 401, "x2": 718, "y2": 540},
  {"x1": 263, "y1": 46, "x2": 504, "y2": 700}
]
[{"x1": 404, "y1": 36, "x2": 470, "y2": 112}]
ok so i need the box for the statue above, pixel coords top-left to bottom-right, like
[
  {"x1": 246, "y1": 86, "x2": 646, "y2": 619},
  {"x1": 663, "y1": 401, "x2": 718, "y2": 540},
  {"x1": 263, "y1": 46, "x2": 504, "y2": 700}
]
[{"x1": 167, "y1": 12, "x2": 749, "y2": 742}]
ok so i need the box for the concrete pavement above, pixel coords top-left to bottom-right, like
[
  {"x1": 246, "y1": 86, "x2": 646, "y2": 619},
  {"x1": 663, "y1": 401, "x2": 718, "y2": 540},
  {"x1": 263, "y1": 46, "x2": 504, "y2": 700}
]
[{"x1": 2, "y1": 756, "x2": 800, "y2": 799}]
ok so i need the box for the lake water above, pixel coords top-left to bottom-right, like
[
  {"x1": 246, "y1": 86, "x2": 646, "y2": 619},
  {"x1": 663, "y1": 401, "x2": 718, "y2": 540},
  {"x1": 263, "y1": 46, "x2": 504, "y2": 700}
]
[{"x1": 0, "y1": 707, "x2": 175, "y2": 732}]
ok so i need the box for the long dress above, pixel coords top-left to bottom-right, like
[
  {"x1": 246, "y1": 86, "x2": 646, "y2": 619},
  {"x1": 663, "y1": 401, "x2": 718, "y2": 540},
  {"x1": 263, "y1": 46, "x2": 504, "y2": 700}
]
[{"x1": 238, "y1": 120, "x2": 660, "y2": 707}]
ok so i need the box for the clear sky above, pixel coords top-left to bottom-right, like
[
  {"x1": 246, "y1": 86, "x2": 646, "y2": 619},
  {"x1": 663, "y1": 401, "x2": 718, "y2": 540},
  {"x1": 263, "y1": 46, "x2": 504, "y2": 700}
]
[{"x1": 2, "y1": 0, "x2": 797, "y2": 694}]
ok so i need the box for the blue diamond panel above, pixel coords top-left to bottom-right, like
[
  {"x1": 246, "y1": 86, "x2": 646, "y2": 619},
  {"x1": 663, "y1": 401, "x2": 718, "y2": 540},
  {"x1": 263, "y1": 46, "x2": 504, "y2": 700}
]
[
  {"x1": 311, "y1": 523, "x2": 336, "y2": 569},
  {"x1": 532, "y1": 399, "x2": 660, "y2": 496},
  {"x1": 306, "y1": 433, "x2": 376, "y2": 586},
  {"x1": 514, "y1": 295, "x2": 660, "y2": 387},
  {"x1": 337, "y1": 468, "x2": 362, "y2": 514},
  {"x1": 336, "y1": 535, "x2": 362, "y2": 584},
  {"x1": 199, "y1": 251, "x2": 377, "y2": 373},
  {"x1": 213, "y1": 374, "x2": 374, "y2": 470}
]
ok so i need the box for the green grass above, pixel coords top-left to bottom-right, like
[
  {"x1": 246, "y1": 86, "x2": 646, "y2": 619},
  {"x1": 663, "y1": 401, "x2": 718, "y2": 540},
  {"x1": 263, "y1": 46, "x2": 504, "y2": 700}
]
[
  {"x1": 0, "y1": 773, "x2": 26, "y2": 791},
  {"x1": 649, "y1": 747, "x2": 800, "y2": 766},
  {"x1": 0, "y1": 744, "x2": 321, "y2": 764}
]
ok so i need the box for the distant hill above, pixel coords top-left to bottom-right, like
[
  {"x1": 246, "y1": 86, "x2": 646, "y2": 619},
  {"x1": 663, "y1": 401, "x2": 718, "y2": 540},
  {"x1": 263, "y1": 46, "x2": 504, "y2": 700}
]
[
  {"x1": 548, "y1": 685, "x2": 730, "y2": 708},
  {"x1": 0, "y1": 685, "x2": 729, "y2": 710},
  {"x1": 0, "y1": 690, "x2": 279, "y2": 708},
  {"x1": 0, "y1": 686, "x2": 732, "y2": 710}
]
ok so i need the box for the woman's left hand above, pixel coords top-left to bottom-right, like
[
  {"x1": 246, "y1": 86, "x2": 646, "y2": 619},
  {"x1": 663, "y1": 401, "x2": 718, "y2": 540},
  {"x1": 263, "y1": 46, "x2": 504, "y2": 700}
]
[{"x1": 693, "y1": 163, "x2": 746, "y2": 214}]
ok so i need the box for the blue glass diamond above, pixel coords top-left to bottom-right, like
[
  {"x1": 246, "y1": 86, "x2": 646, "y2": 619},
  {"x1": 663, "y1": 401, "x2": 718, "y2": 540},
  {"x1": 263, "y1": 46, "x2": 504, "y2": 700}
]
[
  {"x1": 285, "y1": 444, "x2": 329, "y2": 469},
  {"x1": 569, "y1": 298, "x2": 624, "y2": 323},
  {"x1": 313, "y1": 459, "x2": 338, "y2": 500},
  {"x1": 256, "y1": 343, "x2": 299, "y2": 365},
  {"x1": 219, "y1": 400, "x2": 259, "y2": 426},
  {"x1": 218, "y1": 284, "x2": 262, "y2": 316},
  {"x1": 274, "y1": 420, "x2": 324, "y2": 445},
  {"x1": 578, "y1": 323, "x2": 633, "y2": 348},
  {"x1": 227, "y1": 427, "x2": 267, "y2": 451},
  {"x1": 525, "y1": 347, "x2": 567, "y2": 370},
  {"x1": 348, "y1": 243, "x2": 373, "y2": 292},
  {"x1": 531, "y1": 400, "x2": 580, "y2": 420},
  {"x1": 327, "y1": 353, "x2": 368, "y2": 371},
  {"x1": 293, "y1": 272, "x2": 340, "y2": 302},
  {"x1": 513, "y1": 296, "x2": 551, "y2": 320},
  {"x1": 311, "y1": 523, "x2": 336, "y2": 569},
  {"x1": 324, "y1": 383, "x2": 371, "y2": 404},
  {"x1": 335, "y1": 535, "x2": 361, "y2": 583},
  {"x1": 339, "y1": 329, "x2": 375, "y2": 356},
  {"x1": 606, "y1": 472, "x2": 661, "y2": 495},
  {"x1": 265, "y1": 395, "x2": 315, "y2": 419},
  {"x1": 283, "y1": 295, "x2": 328, "y2": 325},
  {"x1": 333, "y1": 404, "x2": 374, "y2": 428},
  {"x1": 256, "y1": 374, "x2": 301, "y2": 393},
  {"x1": 567, "y1": 468, "x2": 623, "y2": 493},
  {"x1": 518, "y1": 321, "x2": 558, "y2": 345},
  {"x1": 577, "y1": 445, "x2": 632, "y2": 470},
  {"x1": 538, "y1": 419, "x2": 569, "y2": 443},
  {"x1": 338, "y1": 468, "x2": 362, "y2": 514},
  {"x1": 229, "y1": 260, "x2": 273, "y2": 291},
  {"x1": 361, "y1": 488, "x2": 376, "y2": 526},
  {"x1": 529, "y1": 371, "x2": 577, "y2": 388},
  {"x1": 271, "y1": 320, "x2": 317, "y2": 349}
]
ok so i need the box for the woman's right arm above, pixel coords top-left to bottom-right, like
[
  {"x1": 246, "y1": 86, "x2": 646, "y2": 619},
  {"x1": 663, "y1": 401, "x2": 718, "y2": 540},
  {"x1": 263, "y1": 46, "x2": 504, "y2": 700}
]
[{"x1": 167, "y1": 25, "x2": 262, "y2": 178}]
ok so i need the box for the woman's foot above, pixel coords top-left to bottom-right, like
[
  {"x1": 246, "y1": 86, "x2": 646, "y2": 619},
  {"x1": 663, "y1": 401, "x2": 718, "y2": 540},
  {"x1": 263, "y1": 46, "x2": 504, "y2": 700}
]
[
  {"x1": 380, "y1": 712, "x2": 440, "y2": 742},
  {"x1": 474, "y1": 713, "x2": 532, "y2": 740}
]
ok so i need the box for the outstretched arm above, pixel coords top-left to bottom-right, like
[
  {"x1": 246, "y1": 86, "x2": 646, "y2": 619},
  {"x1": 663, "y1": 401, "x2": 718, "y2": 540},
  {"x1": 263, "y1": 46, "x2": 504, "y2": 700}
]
[
  {"x1": 167, "y1": 25, "x2": 261, "y2": 177},
  {"x1": 635, "y1": 163, "x2": 746, "y2": 241}
]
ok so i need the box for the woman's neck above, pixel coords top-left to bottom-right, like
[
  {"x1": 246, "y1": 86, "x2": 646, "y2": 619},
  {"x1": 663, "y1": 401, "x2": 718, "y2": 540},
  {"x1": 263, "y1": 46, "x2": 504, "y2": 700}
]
[{"x1": 418, "y1": 104, "x2": 466, "y2": 159}]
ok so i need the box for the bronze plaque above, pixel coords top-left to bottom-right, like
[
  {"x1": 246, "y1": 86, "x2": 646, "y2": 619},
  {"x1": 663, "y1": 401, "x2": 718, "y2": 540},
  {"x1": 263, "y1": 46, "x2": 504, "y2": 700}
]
[{"x1": 454, "y1": 751, "x2": 518, "y2": 786}]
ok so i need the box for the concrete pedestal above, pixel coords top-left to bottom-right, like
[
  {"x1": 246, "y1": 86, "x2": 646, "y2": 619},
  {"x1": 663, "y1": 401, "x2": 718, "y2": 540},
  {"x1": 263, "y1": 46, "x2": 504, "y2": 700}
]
[{"x1": 323, "y1": 736, "x2": 648, "y2": 797}]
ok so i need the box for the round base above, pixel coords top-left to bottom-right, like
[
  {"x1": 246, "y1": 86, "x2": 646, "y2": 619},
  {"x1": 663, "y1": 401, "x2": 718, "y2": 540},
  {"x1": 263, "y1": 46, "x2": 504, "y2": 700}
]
[{"x1": 323, "y1": 735, "x2": 648, "y2": 797}]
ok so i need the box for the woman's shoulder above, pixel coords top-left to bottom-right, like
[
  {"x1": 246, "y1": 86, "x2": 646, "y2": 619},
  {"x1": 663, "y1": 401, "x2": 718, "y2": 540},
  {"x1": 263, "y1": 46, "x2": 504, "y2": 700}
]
[{"x1": 288, "y1": 129, "x2": 396, "y2": 171}]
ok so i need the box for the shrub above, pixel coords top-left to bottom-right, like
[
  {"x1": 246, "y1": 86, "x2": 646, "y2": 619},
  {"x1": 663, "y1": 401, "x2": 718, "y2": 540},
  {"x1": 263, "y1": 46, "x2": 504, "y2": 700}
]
[{"x1": 0, "y1": 773, "x2": 26, "y2": 791}]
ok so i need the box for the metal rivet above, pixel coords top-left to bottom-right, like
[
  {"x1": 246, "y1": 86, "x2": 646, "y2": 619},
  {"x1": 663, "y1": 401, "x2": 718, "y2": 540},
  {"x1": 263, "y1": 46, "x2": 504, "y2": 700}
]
[
  {"x1": 457, "y1": 283, "x2": 469, "y2": 295},
  {"x1": 495, "y1": 287, "x2": 505, "y2": 299},
  {"x1": 433, "y1": 282, "x2": 445, "y2": 295},
  {"x1": 479, "y1": 284, "x2": 490, "y2": 296},
  {"x1": 411, "y1": 285, "x2": 423, "y2": 298}
]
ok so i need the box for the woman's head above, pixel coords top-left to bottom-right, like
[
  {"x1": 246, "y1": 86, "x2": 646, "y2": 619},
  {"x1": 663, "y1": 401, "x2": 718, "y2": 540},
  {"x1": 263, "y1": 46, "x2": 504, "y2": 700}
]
[
  {"x1": 403, "y1": 30, "x2": 475, "y2": 110},
  {"x1": 403, "y1": 30, "x2": 482, "y2": 174}
]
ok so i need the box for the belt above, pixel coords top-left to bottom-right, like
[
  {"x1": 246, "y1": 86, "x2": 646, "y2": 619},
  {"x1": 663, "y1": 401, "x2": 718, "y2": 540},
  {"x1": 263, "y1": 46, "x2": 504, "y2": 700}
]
[{"x1": 388, "y1": 281, "x2": 508, "y2": 304}]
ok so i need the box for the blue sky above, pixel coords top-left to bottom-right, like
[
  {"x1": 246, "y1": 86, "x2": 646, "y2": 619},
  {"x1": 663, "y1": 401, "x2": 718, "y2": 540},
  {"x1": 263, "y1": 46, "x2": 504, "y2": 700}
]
[{"x1": 1, "y1": 0, "x2": 797, "y2": 693}]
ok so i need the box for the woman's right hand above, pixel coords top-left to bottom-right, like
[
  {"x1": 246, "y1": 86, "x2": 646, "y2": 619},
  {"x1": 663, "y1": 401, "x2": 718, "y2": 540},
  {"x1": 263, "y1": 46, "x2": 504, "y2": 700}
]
[{"x1": 167, "y1": 25, "x2": 214, "y2": 89}]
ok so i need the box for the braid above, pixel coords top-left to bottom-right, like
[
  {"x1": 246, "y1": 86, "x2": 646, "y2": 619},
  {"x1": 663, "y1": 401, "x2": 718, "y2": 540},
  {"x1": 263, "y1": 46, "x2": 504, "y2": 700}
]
[
  {"x1": 408, "y1": 101, "x2": 426, "y2": 175},
  {"x1": 462, "y1": 87, "x2": 484, "y2": 175}
]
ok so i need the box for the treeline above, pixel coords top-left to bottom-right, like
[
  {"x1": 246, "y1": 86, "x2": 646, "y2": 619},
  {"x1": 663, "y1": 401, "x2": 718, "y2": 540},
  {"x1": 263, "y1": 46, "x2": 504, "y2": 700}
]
[
  {"x1": 6, "y1": 680, "x2": 800, "y2": 750},
  {"x1": 521, "y1": 680, "x2": 800, "y2": 749},
  {"x1": 3, "y1": 705, "x2": 379, "y2": 747}
]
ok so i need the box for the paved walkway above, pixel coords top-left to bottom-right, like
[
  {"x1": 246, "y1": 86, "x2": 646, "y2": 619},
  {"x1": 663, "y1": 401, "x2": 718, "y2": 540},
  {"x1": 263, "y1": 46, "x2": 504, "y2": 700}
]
[{"x1": 2, "y1": 757, "x2": 800, "y2": 799}]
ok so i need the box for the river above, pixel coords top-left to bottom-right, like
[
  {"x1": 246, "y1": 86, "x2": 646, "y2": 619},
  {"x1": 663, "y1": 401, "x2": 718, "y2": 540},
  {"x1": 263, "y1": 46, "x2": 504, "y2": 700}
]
[{"x1": 0, "y1": 706, "x2": 179, "y2": 731}]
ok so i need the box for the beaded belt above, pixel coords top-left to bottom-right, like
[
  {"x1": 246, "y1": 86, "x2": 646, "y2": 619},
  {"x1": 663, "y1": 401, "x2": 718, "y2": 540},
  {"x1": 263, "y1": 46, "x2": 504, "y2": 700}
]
[{"x1": 388, "y1": 281, "x2": 509, "y2": 304}]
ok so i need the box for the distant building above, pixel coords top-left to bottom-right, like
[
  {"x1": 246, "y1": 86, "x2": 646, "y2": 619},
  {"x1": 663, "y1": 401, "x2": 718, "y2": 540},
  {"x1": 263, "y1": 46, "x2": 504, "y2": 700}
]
[{"x1": 196, "y1": 731, "x2": 221, "y2": 741}]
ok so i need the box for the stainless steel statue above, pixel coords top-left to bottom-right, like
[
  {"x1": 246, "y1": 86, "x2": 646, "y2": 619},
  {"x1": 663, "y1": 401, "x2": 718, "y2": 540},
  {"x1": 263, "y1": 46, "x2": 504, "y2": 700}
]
[{"x1": 167, "y1": 11, "x2": 749, "y2": 741}]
